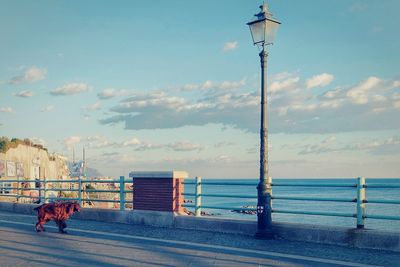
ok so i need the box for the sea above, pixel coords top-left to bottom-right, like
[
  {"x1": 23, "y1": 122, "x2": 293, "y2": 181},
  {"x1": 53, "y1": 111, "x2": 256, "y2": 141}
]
[{"x1": 183, "y1": 178, "x2": 400, "y2": 232}]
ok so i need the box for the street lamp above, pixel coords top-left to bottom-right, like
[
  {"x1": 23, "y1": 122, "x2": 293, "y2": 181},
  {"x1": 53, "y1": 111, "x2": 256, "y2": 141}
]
[{"x1": 247, "y1": 3, "x2": 280, "y2": 239}]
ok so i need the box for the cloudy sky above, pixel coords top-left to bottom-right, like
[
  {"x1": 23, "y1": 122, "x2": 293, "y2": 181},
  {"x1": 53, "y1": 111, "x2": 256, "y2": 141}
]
[{"x1": 1, "y1": 1, "x2": 399, "y2": 178}]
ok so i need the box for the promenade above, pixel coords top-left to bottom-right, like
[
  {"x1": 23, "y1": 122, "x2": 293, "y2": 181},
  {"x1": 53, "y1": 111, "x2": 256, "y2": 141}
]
[{"x1": 0, "y1": 210, "x2": 399, "y2": 266}]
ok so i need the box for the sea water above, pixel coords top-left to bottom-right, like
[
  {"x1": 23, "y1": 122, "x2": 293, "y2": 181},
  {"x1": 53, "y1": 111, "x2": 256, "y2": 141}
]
[{"x1": 183, "y1": 178, "x2": 400, "y2": 232}]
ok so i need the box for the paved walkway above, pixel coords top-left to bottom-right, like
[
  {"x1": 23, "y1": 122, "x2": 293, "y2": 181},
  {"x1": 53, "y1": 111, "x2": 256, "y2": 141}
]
[{"x1": 0, "y1": 210, "x2": 399, "y2": 266}]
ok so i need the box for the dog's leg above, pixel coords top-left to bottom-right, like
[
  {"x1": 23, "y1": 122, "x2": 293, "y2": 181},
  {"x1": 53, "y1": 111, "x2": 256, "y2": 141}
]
[
  {"x1": 61, "y1": 221, "x2": 68, "y2": 233},
  {"x1": 35, "y1": 222, "x2": 41, "y2": 232},
  {"x1": 36, "y1": 221, "x2": 45, "y2": 232},
  {"x1": 56, "y1": 220, "x2": 67, "y2": 234}
]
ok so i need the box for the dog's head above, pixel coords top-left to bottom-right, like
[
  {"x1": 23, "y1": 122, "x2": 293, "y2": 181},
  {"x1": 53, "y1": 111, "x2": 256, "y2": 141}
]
[{"x1": 66, "y1": 202, "x2": 81, "y2": 214}]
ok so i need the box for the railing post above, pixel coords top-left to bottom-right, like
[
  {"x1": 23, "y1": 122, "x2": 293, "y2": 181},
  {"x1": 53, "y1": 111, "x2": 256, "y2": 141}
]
[
  {"x1": 78, "y1": 176, "x2": 82, "y2": 205},
  {"x1": 195, "y1": 176, "x2": 202, "y2": 216},
  {"x1": 120, "y1": 176, "x2": 125, "y2": 211},
  {"x1": 16, "y1": 176, "x2": 20, "y2": 203},
  {"x1": 43, "y1": 177, "x2": 48, "y2": 203},
  {"x1": 356, "y1": 176, "x2": 366, "y2": 229}
]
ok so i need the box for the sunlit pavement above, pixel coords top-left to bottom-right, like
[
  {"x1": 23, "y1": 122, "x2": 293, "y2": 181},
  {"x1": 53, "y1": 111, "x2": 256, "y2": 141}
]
[{"x1": 0, "y1": 210, "x2": 399, "y2": 267}]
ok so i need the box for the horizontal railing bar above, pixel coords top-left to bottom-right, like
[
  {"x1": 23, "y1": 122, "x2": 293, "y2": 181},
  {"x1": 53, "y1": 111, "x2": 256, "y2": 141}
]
[
  {"x1": 272, "y1": 209, "x2": 355, "y2": 218},
  {"x1": 182, "y1": 192, "x2": 255, "y2": 199},
  {"x1": 0, "y1": 194, "x2": 18, "y2": 197},
  {"x1": 183, "y1": 182, "x2": 196, "y2": 185},
  {"x1": 0, "y1": 187, "x2": 26, "y2": 190},
  {"x1": 0, "y1": 187, "x2": 80, "y2": 192},
  {"x1": 200, "y1": 205, "x2": 256, "y2": 211},
  {"x1": 182, "y1": 193, "x2": 196, "y2": 196},
  {"x1": 366, "y1": 199, "x2": 400, "y2": 205},
  {"x1": 0, "y1": 188, "x2": 132, "y2": 193},
  {"x1": 272, "y1": 196, "x2": 356, "y2": 203},
  {"x1": 41, "y1": 180, "x2": 79, "y2": 183},
  {"x1": 13, "y1": 195, "x2": 36, "y2": 199},
  {"x1": 365, "y1": 214, "x2": 400, "y2": 221},
  {"x1": 81, "y1": 180, "x2": 121, "y2": 183},
  {"x1": 13, "y1": 188, "x2": 51, "y2": 191},
  {"x1": 201, "y1": 193, "x2": 256, "y2": 199},
  {"x1": 0, "y1": 179, "x2": 125, "y2": 184},
  {"x1": 272, "y1": 182, "x2": 357, "y2": 188},
  {"x1": 0, "y1": 180, "x2": 33, "y2": 183},
  {"x1": 42, "y1": 189, "x2": 79, "y2": 192},
  {"x1": 46, "y1": 197, "x2": 80, "y2": 201},
  {"x1": 182, "y1": 204, "x2": 195, "y2": 208},
  {"x1": 183, "y1": 181, "x2": 257, "y2": 186},
  {"x1": 365, "y1": 184, "x2": 400, "y2": 189},
  {"x1": 82, "y1": 198, "x2": 119, "y2": 203},
  {"x1": 83, "y1": 189, "x2": 120, "y2": 193},
  {"x1": 201, "y1": 182, "x2": 257, "y2": 186}
]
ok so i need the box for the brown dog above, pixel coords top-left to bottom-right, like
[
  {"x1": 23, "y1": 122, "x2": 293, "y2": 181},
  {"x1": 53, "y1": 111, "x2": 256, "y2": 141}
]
[{"x1": 34, "y1": 202, "x2": 81, "y2": 233}]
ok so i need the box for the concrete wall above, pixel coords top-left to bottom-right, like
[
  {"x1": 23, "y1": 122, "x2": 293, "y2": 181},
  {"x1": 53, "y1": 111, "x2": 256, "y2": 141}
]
[
  {"x1": 1, "y1": 202, "x2": 399, "y2": 253},
  {"x1": 0, "y1": 144, "x2": 69, "y2": 181}
]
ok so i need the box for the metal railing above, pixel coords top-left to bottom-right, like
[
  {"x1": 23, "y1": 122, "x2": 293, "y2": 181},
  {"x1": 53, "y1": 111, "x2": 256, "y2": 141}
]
[
  {"x1": 182, "y1": 177, "x2": 400, "y2": 228},
  {"x1": 0, "y1": 176, "x2": 131, "y2": 211}
]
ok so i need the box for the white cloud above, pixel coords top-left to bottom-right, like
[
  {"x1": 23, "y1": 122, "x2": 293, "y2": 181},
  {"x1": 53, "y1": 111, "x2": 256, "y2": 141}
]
[
  {"x1": 113, "y1": 92, "x2": 185, "y2": 112},
  {"x1": 346, "y1": 76, "x2": 382, "y2": 104},
  {"x1": 299, "y1": 136, "x2": 337, "y2": 155},
  {"x1": 123, "y1": 137, "x2": 203, "y2": 152},
  {"x1": 10, "y1": 66, "x2": 47, "y2": 84},
  {"x1": 269, "y1": 76, "x2": 299, "y2": 93},
  {"x1": 84, "y1": 101, "x2": 102, "y2": 111},
  {"x1": 123, "y1": 138, "x2": 141, "y2": 146},
  {"x1": 135, "y1": 142, "x2": 163, "y2": 151},
  {"x1": 64, "y1": 136, "x2": 81, "y2": 149},
  {"x1": 214, "y1": 155, "x2": 232, "y2": 163},
  {"x1": 40, "y1": 105, "x2": 54, "y2": 112},
  {"x1": 167, "y1": 142, "x2": 204, "y2": 152},
  {"x1": 322, "y1": 88, "x2": 343, "y2": 99},
  {"x1": 98, "y1": 88, "x2": 129, "y2": 99},
  {"x1": 392, "y1": 80, "x2": 400, "y2": 88},
  {"x1": 222, "y1": 41, "x2": 238, "y2": 52},
  {"x1": 392, "y1": 93, "x2": 400, "y2": 109},
  {"x1": 214, "y1": 142, "x2": 236, "y2": 148},
  {"x1": 122, "y1": 137, "x2": 165, "y2": 151},
  {"x1": 50, "y1": 83, "x2": 91, "y2": 96},
  {"x1": 291, "y1": 103, "x2": 318, "y2": 112},
  {"x1": 372, "y1": 95, "x2": 387, "y2": 103},
  {"x1": 180, "y1": 78, "x2": 246, "y2": 92},
  {"x1": 85, "y1": 136, "x2": 115, "y2": 149},
  {"x1": 0, "y1": 107, "x2": 13, "y2": 113},
  {"x1": 219, "y1": 79, "x2": 246, "y2": 90},
  {"x1": 319, "y1": 99, "x2": 343, "y2": 109},
  {"x1": 306, "y1": 73, "x2": 334, "y2": 89},
  {"x1": 100, "y1": 74, "x2": 400, "y2": 134},
  {"x1": 15, "y1": 90, "x2": 34, "y2": 98}
]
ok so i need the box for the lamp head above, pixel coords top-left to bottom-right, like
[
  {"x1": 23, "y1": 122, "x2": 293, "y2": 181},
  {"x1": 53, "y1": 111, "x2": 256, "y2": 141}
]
[{"x1": 247, "y1": 2, "x2": 281, "y2": 47}]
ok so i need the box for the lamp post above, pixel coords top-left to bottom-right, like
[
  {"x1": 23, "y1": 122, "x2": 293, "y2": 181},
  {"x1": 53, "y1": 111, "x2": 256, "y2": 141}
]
[{"x1": 247, "y1": 3, "x2": 280, "y2": 239}]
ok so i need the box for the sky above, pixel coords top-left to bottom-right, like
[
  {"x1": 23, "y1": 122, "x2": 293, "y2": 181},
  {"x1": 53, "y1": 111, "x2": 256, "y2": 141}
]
[{"x1": 0, "y1": 0, "x2": 399, "y2": 179}]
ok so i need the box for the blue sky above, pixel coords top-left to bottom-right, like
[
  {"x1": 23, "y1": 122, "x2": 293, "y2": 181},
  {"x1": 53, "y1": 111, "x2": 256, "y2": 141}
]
[{"x1": 1, "y1": 0, "x2": 399, "y2": 178}]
